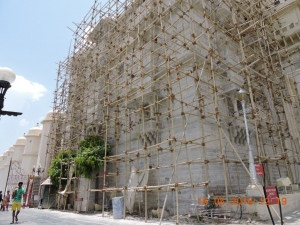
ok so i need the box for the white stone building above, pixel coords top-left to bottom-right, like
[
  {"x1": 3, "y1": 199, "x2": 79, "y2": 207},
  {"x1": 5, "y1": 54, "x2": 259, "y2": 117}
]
[
  {"x1": 0, "y1": 0, "x2": 299, "y2": 221},
  {"x1": 46, "y1": 0, "x2": 300, "y2": 219}
]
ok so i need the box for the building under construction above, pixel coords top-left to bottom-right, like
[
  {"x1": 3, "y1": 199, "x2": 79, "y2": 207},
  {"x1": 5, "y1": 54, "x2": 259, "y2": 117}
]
[{"x1": 47, "y1": 0, "x2": 300, "y2": 222}]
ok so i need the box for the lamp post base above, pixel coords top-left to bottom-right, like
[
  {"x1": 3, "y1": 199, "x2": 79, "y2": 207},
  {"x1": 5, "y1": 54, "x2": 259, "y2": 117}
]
[{"x1": 246, "y1": 184, "x2": 264, "y2": 197}]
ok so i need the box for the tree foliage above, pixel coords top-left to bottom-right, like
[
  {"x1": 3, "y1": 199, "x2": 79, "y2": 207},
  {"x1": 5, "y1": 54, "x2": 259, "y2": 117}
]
[
  {"x1": 48, "y1": 149, "x2": 76, "y2": 187},
  {"x1": 75, "y1": 135, "x2": 110, "y2": 179},
  {"x1": 48, "y1": 135, "x2": 110, "y2": 187}
]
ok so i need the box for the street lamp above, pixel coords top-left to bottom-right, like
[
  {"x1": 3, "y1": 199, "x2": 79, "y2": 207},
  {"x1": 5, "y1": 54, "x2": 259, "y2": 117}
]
[
  {"x1": 0, "y1": 67, "x2": 22, "y2": 116},
  {"x1": 237, "y1": 89, "x2": 258, "y2": 185}
]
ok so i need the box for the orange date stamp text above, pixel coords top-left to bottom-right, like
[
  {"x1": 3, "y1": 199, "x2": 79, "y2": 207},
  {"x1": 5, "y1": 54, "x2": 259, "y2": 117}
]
[{"x1": 198, "y1": 197, "x2": 287, "y2": 206}]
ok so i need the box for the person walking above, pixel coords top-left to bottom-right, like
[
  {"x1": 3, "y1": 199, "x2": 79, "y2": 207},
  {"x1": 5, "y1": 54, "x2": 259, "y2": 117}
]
[
  {"x1": 2, "y1": 195, "x2": 7, "y2": 211},
  {"x1": 0, "y1": 191, "x2": 3, "y2": 210},
  {"x1": 11, "y1": 182, "x2": 25, "y2": 224},
  {"x1": 5, "y1": 191, "x2": 10, "y2": 211}
]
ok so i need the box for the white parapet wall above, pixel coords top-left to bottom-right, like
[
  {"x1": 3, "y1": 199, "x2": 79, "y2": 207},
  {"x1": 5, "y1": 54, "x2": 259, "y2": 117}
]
[
  {"x1": 21, "y1": 125, "x2": 42, "y2": 175},
  {"x1": 12, "y1": 136, "x2": 26, "y2": 163},
  {"x1": 36, "y1": 111, "x2": 55, "y2": 179}
]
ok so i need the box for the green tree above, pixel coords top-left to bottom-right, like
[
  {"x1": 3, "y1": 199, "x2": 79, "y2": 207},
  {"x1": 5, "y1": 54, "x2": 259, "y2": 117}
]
[
  {"x1": 48, "y1": 149, "x2": 76, "y2": 187},
  {"x1": 75, "y1": 135, "x2": 110, "y2": 179},
  {"x1": 48, "y1": 135, "x2": 110, "y2": 187}
]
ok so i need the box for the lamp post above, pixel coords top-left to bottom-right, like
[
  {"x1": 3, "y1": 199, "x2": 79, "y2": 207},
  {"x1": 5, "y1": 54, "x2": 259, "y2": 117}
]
[
  {"x1": 238, "y1": 89, "x2": 258, "y2": 185},
  {"x1": 0, "y1": 67, "x2": 22, "y2": 116}
]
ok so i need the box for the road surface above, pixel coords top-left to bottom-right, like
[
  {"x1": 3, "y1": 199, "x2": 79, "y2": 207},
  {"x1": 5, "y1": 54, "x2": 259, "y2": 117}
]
[
  {"x1": 0, "y1": 208, "x2": 299, "y2": 224},
  {"x1": 0, "y1": 208, "x2": 172, "y2": 225}
]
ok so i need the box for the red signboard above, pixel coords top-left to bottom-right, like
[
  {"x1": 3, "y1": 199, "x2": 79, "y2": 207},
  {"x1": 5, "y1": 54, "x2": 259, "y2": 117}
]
[
  {"x1": 255, "y1": 164, "x2": 264, "y2": 176},
  {"x1": 265, "y1": 186, "x2": 278, "y2": 205}
]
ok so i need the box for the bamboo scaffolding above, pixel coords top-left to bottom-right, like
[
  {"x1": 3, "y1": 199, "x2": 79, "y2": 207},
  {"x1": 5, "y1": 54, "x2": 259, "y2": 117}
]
[{"x1": 45, "y1": 0, "x2": 300, "y2": 223}]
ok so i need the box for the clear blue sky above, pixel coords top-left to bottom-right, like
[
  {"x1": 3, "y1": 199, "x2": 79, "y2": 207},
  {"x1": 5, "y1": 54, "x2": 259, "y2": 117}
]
[{"x1": 0, "y1": 0, "x2": 97, "y2": 155}]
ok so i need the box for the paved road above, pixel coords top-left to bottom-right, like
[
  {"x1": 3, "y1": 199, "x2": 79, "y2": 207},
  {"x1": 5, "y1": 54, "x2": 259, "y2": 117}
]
[
  {"x1": 0, "y1": 208, "x2": 299, "y2": 225},
  {"x1": 0, "y1": 208, "x2": 172, "y2": 225}
]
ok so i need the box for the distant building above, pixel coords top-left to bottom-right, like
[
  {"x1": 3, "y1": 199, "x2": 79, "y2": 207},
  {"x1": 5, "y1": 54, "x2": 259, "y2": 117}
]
[{"x1": 0, "y1": 112, "x2": 56, "y2": 207}]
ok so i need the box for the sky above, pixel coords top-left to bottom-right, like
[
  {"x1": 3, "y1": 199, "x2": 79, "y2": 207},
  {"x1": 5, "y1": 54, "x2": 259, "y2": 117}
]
[{"x1": 0, "y1": 0, "x2": 97, "y2": 155}]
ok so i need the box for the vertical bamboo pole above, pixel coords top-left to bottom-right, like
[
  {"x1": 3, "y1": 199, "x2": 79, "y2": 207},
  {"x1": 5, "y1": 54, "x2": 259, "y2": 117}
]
[{"x1": 201, "y1": 0, "x2": 229, "y2": 202}]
